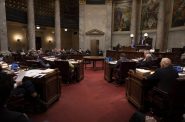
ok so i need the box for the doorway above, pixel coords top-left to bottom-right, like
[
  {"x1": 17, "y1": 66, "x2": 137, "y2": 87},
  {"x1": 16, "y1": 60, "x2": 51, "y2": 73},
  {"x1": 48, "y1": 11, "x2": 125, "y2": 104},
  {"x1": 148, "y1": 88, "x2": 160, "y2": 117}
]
[
  {"x1": 91, "y1": 40, "x2": 99, "y2": 56},
  {"x1": 36, "y1": 37, "x2": 42, "y2": 50}
]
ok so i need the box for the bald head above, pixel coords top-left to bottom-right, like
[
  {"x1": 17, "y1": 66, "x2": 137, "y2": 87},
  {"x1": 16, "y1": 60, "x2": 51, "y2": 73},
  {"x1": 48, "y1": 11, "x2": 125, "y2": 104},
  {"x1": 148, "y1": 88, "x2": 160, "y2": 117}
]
[
  {"x1": 143, "y1": 50, "x2": 150, "y2": 57},
  {"x1": 160, "y1": 58, "x2": 172, "y2": 68}
]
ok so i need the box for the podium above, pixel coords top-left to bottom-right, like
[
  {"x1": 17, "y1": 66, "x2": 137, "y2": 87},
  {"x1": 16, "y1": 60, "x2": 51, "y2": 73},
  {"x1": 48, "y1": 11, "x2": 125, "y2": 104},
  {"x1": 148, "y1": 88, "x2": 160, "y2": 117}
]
[{"x1": 135, "y1": 45, "x2": 151, "y2": 50}]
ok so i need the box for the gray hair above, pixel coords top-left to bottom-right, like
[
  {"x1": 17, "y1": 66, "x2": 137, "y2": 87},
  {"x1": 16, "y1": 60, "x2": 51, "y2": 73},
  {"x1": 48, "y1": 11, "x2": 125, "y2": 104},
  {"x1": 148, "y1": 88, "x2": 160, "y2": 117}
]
[
  {"x1": 145, "y1": 54, "x2": 152, "y2": 61},
  {"x1": 160, "y1": 58, "x2": 172, "y2": 68}
]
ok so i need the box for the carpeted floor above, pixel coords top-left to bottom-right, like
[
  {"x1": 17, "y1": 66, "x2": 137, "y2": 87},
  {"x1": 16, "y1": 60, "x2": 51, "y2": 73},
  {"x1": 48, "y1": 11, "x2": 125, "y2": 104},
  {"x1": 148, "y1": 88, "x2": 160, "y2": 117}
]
[{"x1": 31, "y1": 64, "x2": 136, "y2": 122}]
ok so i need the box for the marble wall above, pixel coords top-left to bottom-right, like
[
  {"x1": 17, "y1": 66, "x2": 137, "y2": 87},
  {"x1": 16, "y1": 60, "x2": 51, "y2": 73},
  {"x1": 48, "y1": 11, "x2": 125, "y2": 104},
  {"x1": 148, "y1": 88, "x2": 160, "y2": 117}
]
[
  {"x1": 111, "y1": 0, "x2": 185, "y2": 50},
  {"x1": 6, "y1": 21, "x2": 77, "y2": 51},
  {"x1": 79, "y1": 3, "x2": 112, "y2": 52},
  {"x1": 168, "y1": 27, "x2": 185, "y2": 49},
  {"x1": 112, "y1": 27, "x2": 185, "y2": 50},
  {"x1": 7, "y1": 22, "x2": 27, "y2": 51}
]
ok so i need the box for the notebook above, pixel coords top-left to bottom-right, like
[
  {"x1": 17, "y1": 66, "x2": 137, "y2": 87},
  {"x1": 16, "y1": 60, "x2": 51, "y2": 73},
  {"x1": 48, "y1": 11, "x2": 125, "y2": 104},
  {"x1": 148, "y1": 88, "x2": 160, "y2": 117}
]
[{"x1": 15, "y1": 70, "x2": 26, "y2": 82}]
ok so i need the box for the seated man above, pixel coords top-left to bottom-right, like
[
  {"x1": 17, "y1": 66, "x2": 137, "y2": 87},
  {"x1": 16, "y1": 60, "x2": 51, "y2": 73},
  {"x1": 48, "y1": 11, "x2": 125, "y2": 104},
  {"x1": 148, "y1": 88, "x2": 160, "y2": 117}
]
[
  {"x1": 114, "y1": 53, "x2": 130, "y2": 84},
  {"x1": 130, "y1": 59, "x2": 181, "y2": 122},
  {"x1": 136, "y1": 53, "x2": 153, "y2": 68},
  {"x1": 0, "y1": 65, "x2": 44, "y2": 113},
  {"x1": 36, "y1": 55, "x2": 50, "y2": 68},
  {"x1": 181, "y1": 46, "x2": 185, "y2": 61},
  {"x1": 146, "y1": 58, "x2": 179, "y2": 93},
  {"x1": 85, "y1": 49, "x2": 91, "y2": 55},
  {"x1": 144, "y1": 58, "x2": 180, "y2": 121},
  {"x1": 68, "y1": 60, "x2": 75, "y2": 73},
  {"x1": 0, "y1": 67, "x2": 30, "y2": 122},
  {"x1": 129, "y1": 111, "x2": 157, "y2": 122},
  {"x1": 115, "y1": 53, "x2": 130, "y2": 68}
]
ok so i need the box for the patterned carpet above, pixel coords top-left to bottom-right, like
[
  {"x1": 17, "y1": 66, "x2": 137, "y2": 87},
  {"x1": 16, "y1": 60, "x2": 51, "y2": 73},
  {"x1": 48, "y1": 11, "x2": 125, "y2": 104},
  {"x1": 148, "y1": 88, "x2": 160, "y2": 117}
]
[{"x1": 31, "y1": 63, "x2": 136, "y2": 122}]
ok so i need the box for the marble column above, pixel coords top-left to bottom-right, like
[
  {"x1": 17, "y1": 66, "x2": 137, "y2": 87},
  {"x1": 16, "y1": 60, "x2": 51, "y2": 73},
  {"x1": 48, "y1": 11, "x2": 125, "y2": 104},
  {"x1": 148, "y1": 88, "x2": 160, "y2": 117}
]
[
  {"x1": 156, "y1": 0, "x2": 172, "y2": 51},
  {"x1": 130, "y1": 0, "x2": 142, "y2": 45},
  {"x1": 105, "y1": 0, "x2": 112, "y2": 50},
  {"x1": 27, "y1": 0, "x2": 36, "y2": 50},
  {"x1": 0, "y1": 0, "x2": 8, "y2": 51},
  {"x1": 79, "y1": 0, "x2": 86, "y2": 50},
  {"x1": 55, "y1": 0, "x2": 61, "y2": 49}
]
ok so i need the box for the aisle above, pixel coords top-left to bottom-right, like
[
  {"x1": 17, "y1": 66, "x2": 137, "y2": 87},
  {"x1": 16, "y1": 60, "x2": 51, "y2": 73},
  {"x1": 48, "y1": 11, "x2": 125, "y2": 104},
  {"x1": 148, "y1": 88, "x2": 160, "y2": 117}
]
[{"x1": 31, "y1": 68, "x2": 136, "y2": 122}]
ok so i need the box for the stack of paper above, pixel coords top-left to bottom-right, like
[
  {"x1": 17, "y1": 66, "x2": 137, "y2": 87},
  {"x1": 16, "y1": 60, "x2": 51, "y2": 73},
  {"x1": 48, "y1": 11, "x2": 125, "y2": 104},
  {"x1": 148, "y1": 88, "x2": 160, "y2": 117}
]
[
  {"x1": 178, "y1": 72, "x2": 185, "y2": 78},
  {"x1": 15, "y1": 70, "x2": 26, "y2": 82},
  {"x1": 109, "y1": 61, "x2": 117, "y2": 64},
  {"x1": 136, "y1": 68, "x2": 151, "y2": 77},
  {"x1": 1, "y1": 63, "x2": 8, "y2": 69},
  {"x1": 41, "y1": 69, "x2": 54, "y2": 74},
  {"x1": 25, "y1": 69, "x2": 43, "y2": 77}
]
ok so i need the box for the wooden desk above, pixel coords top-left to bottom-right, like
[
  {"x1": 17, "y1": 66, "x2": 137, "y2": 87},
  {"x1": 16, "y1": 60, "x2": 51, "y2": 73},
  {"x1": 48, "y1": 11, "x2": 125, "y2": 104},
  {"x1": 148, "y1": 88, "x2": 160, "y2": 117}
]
[
  {"x1": 126, "y1": 71, "x2": 146, "y2": 110},
  {"x1": 83, "y1": 56, "x2": 104, "y2": 70},
  {"x1": 126, "y1": 70, "x2": 185, "y2": 112},
  {"x1": 44, "y1": 58, "x2": 84, "y2": 82},
  {"x1": 104, "y1": 61, "x2": 116, "y2": 82},
  {"x1": 71, "y1": 61, "x2": 84, "y2": 82},
  {"x1": 78, "y1": 61, "x2": 84, "y2": 81},
  {"x1": 24, "y1": 69, "x2": 61, "y2": 109},
  {"x1": 104, "y1": 61, "x2": 136, "y2": 83},
  {"x1": 135, "y1": 45, "x2": 151, "y2": 50},
  {"x1": 106, "y1": 50, "x2": 180, "y2": 64}
]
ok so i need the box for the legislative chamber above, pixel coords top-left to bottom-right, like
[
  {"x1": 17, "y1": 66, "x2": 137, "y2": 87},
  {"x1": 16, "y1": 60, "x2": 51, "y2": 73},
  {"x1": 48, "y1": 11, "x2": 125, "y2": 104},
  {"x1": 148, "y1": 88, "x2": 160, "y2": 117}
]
[{"x1": 0, "y1": 0, "x2": 185, "y2": 122}]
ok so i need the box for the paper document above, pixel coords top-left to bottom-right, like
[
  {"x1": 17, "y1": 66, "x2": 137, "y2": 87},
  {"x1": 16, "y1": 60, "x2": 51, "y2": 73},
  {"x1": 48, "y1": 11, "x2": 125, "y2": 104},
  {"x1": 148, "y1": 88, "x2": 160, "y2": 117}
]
[
  {"x1": 109, "y1": 61, "x2": 117, "y2": 64},
  {"x1": 136, "y1": 68, "x2": 151, "y2": 77},
  {"x1": 24, "y1": 69, "x2": 43, "y2": 77},
  {"x1": 178, "y1": 73, "x2": 185, "y2": 77},
  {"x1": 41, "y1": 69, "x2": 54, "y2": 74},
  {"x1": 15, "y1": 71, "x2": 26, "y2": 82}
]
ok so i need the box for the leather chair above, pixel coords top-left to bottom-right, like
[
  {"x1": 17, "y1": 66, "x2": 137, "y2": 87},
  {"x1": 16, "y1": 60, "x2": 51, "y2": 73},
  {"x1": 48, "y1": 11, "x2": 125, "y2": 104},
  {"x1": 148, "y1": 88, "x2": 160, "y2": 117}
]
[
  {"x1": 7, "y1": 91, "x2": 34, "y2": 113},
  {"x1": 54, "y1": 60, "x2": 74, "y2": 83},
  {"x1": 7, "y1": 93, "x2": 26, "y2": 112},
  {"x1": 145, "y1": 78, "x2": 185, "y2": 121},
  {"x1": 114, "y1": 61, "x2": 136, "y2": 84},
  {"x1": 25, "y1": 60, "x2": 41, "y2": 69}
]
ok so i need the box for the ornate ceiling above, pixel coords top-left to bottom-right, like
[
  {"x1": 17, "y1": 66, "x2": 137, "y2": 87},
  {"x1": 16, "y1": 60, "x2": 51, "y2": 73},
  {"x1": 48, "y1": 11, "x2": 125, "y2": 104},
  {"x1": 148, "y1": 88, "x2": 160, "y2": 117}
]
[{"x1": 5, "y1": 0, "x2": 79, "y2": 28}]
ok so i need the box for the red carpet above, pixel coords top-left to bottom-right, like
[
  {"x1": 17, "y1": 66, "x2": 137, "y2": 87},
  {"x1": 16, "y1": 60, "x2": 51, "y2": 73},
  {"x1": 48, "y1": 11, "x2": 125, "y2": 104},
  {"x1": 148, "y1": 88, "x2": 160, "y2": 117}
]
[{"x1": 31, "y1": 64, "x2": 136, "y2": 122}]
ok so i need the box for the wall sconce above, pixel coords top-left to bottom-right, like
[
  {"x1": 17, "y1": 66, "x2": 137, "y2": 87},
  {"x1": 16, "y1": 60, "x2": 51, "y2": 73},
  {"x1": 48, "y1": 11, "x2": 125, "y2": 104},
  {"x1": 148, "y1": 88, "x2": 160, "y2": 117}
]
[
  {"x1": 130, "y1": 34, "x2": 134, "y2": 48},
  {"x1": 48, "y1": 40, "x2": 52, "y2": 43},
  {"x1": 36, "y1": 25, "x2": 40, "y2": 30},
  {"x1": 14, "y1": 34, "x2": 23, "y2": 42},
  {"x1": 130, "y1": 34, "x2": 134, "y2": 38},
  {"x1": 144, "y1": 33, "x2": 148, "y2": 37},
  {"x1": 17, "y1": 39, "x2": 20, "y2": 42},
  {"x1": 64, "y1": 28, "x2": 68, "y2": 32}
]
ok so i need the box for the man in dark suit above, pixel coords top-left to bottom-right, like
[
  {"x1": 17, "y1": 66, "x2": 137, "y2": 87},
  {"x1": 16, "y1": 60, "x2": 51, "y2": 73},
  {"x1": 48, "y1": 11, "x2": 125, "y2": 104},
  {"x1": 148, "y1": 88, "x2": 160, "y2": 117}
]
[
  {"x1": 115, "y1": 53, "x2": 130, "y2": 68},
  {"x1": 139, "y1": 36, "x2": 153, "y2": 47},
  {"x1": 146, "y1": 58, "x2": 179, "y2": 93},
  {"x1": 114, "y1": 53, "x2": 130, "y2": 84},
  {"x1": 139, "y1": 37, "x2": 146, "y2": 45},
  {"x1": 129, "y1": 58, "x2": 180, "y2": 122},
  {"x1": 136, "y1": 53, "x2": 153, "y2": 69},
  {"x1": 145, "y1": 37, "x2": 152, "y2": 47},
  {"x1": 0, "y1": 66, "x2": 30, "y2": 122}
]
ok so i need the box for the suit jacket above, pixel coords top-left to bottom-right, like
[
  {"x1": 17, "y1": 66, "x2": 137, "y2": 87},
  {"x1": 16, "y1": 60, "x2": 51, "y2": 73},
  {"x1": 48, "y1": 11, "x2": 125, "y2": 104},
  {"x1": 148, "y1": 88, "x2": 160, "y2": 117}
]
[
  {"x1": 115, "y1": 58, "x2": 130, "y2": 69},
  {"x1": 139, "y1": 39, "x2": 146, "y2": 45},
  {"x1": 139, "y1": 37, "x2": 152, "y2": 46},
  {"x1": 136, "y1": 59, "x2": 153, "y2": 69},
  {"x1": 0, "y1": 106, "x2": 30, "y2": 122},
  {"x1": 146, "y1": 66, "x2": 179, "y2": 93}
]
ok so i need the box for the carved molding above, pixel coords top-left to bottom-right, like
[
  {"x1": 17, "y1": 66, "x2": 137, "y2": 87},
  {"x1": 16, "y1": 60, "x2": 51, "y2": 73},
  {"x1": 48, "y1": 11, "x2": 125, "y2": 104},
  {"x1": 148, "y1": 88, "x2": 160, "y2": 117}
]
[
  {"x1": 79, "y1": 0, "x2": 86, "y2": 4},
  {"x1": 106, "y1": 0, "x2": 112, "y2": 4},
  {"x1": 86, "y1": 29, "x2": 104, "y2": 35}
]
